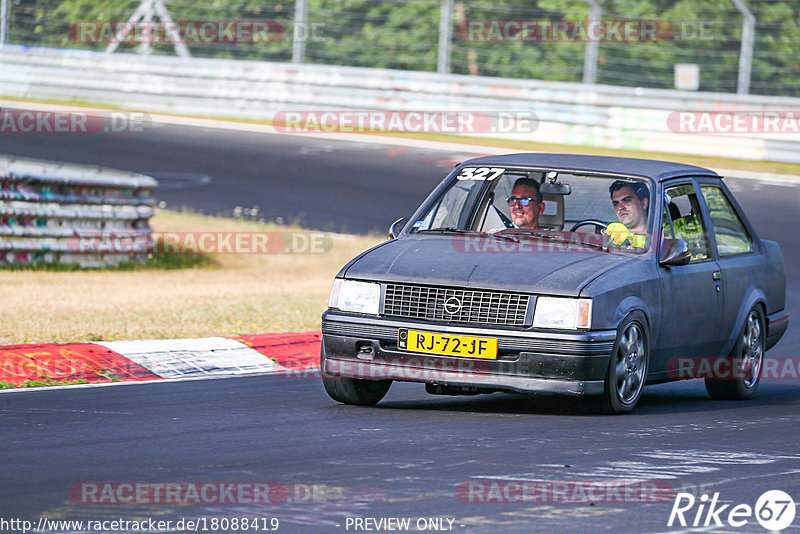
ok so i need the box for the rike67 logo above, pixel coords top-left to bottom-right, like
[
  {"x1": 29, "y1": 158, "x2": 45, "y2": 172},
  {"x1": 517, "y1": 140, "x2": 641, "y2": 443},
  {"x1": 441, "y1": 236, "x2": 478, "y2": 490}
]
[{"x1": 668, "y1": 490, "x2": 796, "y2": 531}]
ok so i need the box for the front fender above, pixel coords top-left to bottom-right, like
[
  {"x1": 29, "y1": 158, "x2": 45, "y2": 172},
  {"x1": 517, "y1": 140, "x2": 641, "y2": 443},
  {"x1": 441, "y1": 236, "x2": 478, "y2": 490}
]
[{"x1": 611, "y1": 296, "x2": 652, "y2": 332}]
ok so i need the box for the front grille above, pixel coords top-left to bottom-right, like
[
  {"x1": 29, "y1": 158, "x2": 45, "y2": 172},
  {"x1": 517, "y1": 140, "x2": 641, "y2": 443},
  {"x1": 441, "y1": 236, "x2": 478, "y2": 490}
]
[{"x1": 383, "y1": 283, "x2": 529, "y2": 326}]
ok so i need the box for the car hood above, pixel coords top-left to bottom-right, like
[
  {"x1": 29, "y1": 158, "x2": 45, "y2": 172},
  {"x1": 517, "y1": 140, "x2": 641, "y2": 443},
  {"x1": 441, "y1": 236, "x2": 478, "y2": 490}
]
[{"x1": 343, "y1": 235, "x2": 639, "y2": 296}]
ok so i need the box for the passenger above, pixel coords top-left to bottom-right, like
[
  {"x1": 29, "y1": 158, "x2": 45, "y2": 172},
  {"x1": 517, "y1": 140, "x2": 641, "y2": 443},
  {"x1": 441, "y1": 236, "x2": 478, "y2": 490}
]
[
  {"x1": 607, "y1": 181, "x2": 649, "y2": 247},
  {"x1": 507, "y1": 178, "x2": 545, "y2": 230}
]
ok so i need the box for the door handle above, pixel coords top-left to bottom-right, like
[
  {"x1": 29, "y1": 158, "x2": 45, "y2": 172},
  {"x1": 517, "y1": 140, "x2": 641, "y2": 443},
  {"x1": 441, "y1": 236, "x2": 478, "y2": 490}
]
[{"x1": 712, "y1": 271, "x2": 722, "y2": 280}]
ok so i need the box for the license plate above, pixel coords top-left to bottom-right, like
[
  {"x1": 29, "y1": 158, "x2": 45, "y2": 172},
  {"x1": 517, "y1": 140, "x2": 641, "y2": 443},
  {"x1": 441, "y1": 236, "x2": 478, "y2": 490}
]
[{"x1": 398, "y1": 329, "x2": 497, "y2": 359}]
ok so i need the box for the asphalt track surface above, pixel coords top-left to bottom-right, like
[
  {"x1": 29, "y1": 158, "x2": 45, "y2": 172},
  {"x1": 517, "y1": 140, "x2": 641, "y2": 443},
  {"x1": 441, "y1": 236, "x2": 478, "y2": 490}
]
[
  {"x1": 0, "y1": 125, "x2": 460, "y2": 234},
  {"x1": 2, "y1": 125, "x2": 800, "y2": 533}
]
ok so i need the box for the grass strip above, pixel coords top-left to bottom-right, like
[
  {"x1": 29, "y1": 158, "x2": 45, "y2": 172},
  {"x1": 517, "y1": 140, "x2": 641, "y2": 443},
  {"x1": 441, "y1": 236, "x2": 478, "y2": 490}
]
[{"x1": 0, "y1": 209, "x2": 382, "y2": 344}]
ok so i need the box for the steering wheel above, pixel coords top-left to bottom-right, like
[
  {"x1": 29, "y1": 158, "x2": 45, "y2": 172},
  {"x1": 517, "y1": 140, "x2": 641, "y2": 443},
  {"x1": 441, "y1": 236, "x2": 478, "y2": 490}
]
[{"x1": 569, "y1": 219, "x2": 608, "y2": 233}]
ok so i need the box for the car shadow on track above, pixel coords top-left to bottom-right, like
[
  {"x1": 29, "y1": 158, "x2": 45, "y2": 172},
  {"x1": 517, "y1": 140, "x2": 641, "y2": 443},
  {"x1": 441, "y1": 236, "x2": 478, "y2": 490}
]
[{"x1": 365, "y1": 381, "x2": 800, "y2": 417}]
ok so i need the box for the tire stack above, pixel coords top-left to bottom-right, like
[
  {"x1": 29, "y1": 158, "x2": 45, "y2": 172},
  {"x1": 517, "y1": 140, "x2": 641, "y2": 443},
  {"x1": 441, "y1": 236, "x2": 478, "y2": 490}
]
[{"x1": 0, "y1": 156, "x2": 157, "y2": 267}]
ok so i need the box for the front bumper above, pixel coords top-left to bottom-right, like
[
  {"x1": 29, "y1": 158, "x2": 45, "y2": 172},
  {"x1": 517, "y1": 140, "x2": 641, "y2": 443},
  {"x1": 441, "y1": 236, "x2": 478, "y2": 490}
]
[{"x1": 321, "y1": 311, "x2": 616, "y2": 396}]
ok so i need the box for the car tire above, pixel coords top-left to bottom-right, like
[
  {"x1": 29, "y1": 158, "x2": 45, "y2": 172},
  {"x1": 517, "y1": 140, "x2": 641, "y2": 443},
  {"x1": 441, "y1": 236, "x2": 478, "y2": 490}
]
[
  {"x1": 595, "y1": 311, "x2": 650, "y2": 414},
  {"x1": 322, "y1": 375, "x2": 391, "y2": 406},
  {"x1": 320, "y1": 346, "x2": 392, "y2": 406},
  {"x1": 705, "y1": 307, "x2": 764, "y2": 401}
]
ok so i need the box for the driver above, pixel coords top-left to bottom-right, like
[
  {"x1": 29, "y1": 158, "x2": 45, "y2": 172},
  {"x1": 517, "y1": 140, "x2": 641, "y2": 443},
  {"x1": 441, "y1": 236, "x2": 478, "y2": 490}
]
[
  {"x1": 607, "y1": 181, "x2": 649, "y2": 247},
  {"x1": 507, "y1": 178, "x2": 545, "y2": 230}
]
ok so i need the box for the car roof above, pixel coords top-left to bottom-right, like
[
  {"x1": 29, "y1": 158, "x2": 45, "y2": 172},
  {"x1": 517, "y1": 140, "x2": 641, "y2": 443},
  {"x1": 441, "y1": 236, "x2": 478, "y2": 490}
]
[{"x1": 461, "y1": 153, "x2": 721, "y2": 182}]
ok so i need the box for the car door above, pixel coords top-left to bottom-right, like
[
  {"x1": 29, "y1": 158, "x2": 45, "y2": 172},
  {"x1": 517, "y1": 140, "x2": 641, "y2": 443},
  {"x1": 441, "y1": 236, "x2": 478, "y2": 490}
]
[
  {"x1": 655, "y1": 181, "x2": 726, "y2": 369},
  {"x1": 696, "y1": 181, "x2": 758, "y2": 348}
]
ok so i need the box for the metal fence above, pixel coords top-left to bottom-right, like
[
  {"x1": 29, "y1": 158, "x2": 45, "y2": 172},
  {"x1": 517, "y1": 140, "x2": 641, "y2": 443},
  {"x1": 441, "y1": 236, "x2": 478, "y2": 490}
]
[
  {"x1": 0, "y1": 155, "x2": 156, "y2": 267},
  {"x1": 1, "y1": 0, "x2": 798, "y2": 98}
]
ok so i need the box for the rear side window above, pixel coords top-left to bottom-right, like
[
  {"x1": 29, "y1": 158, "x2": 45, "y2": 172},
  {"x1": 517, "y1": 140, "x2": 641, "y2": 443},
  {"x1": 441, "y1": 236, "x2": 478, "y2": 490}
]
[
  {"x1": 664, "y1": 184, "x2": 710, "y2": 262},
  {"x1": 700, "y1": 185, "x2": 754, "y2": 256}
]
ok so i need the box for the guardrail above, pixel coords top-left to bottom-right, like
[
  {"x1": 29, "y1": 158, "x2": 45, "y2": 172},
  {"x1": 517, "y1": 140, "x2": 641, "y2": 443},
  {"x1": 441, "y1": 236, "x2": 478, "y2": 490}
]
[
  {"x1": 0, "y1": 155, "x2": 156, "y2": 267},
  {"x1": 1, "y1": 45, "x2": 799, "y2": 163}
]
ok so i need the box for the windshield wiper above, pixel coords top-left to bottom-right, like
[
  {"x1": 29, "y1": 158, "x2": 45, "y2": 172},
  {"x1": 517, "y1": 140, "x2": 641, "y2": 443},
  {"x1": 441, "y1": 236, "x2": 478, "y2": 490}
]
[
  {"x1": 416, "y1": 228, "x2": 519, "y2": 242},
  {"x1": 415, "y1": 227, "x2": 471, "y2": 234},
  {"x1": 511, "y1": 230, "x2": 608, "y2": 251}
]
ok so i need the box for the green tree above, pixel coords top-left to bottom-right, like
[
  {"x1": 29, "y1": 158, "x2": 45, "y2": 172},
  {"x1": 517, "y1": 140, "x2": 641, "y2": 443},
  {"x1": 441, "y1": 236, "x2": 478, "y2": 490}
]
[{"x1": 5, "y1": 0, "x2": 799, "y2": 96}]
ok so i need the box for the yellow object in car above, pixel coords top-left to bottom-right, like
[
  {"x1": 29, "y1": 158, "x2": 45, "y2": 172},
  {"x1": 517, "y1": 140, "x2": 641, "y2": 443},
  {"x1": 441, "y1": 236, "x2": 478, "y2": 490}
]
[{"x1": 605, "y1": 222, "x2": 646, "y2": 248}]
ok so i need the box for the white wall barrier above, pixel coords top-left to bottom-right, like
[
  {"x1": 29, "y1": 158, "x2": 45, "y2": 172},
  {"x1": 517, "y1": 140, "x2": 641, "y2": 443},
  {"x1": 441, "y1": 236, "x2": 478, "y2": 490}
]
[
  {"x1": 1, "y1": 45, "x2": 799, "y2": 163},
  {"x1": 0, "y1": 156, "x2": 156, "y2": 267}
]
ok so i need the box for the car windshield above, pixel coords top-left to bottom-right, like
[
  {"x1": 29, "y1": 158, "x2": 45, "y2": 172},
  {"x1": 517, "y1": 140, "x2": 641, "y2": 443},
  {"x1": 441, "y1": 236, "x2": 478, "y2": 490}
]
[{"x1": 409, "y1": 166, "x2": 653, "y2": 253}]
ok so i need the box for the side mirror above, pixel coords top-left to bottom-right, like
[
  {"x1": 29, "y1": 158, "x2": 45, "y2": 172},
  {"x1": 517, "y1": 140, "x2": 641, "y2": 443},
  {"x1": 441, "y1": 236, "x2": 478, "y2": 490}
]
[
  {"x1": 659, "y1": 238, "x2": 691, "y2": 266},
  {"x1": 388, "y1": 217, "x2": 407, "y2": 239}
]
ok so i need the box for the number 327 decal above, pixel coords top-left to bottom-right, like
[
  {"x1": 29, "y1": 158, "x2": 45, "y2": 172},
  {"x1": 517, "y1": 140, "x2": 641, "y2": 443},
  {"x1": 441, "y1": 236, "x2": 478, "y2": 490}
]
[{"x1": 456, "y1": 167, "x2": 505, "y2": 181}]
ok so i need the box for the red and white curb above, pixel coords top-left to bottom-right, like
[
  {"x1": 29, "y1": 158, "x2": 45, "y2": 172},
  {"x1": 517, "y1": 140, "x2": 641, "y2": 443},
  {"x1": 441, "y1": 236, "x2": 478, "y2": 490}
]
[{"x1": 0, "y1": 331, "x2": 321, "y2": 390}]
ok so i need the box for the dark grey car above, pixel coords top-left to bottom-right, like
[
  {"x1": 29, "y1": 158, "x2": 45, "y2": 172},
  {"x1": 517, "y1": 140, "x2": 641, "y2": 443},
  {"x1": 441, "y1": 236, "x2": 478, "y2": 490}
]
[{"x1": 320, "y1": 153, "x2": 789, "y2": 413}]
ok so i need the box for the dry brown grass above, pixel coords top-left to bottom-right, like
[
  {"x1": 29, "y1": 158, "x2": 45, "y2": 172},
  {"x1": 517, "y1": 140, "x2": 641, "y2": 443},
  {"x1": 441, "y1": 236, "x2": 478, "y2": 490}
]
[{"x1": 0, "y1": 210, "x2": 383, "y2": 344}]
